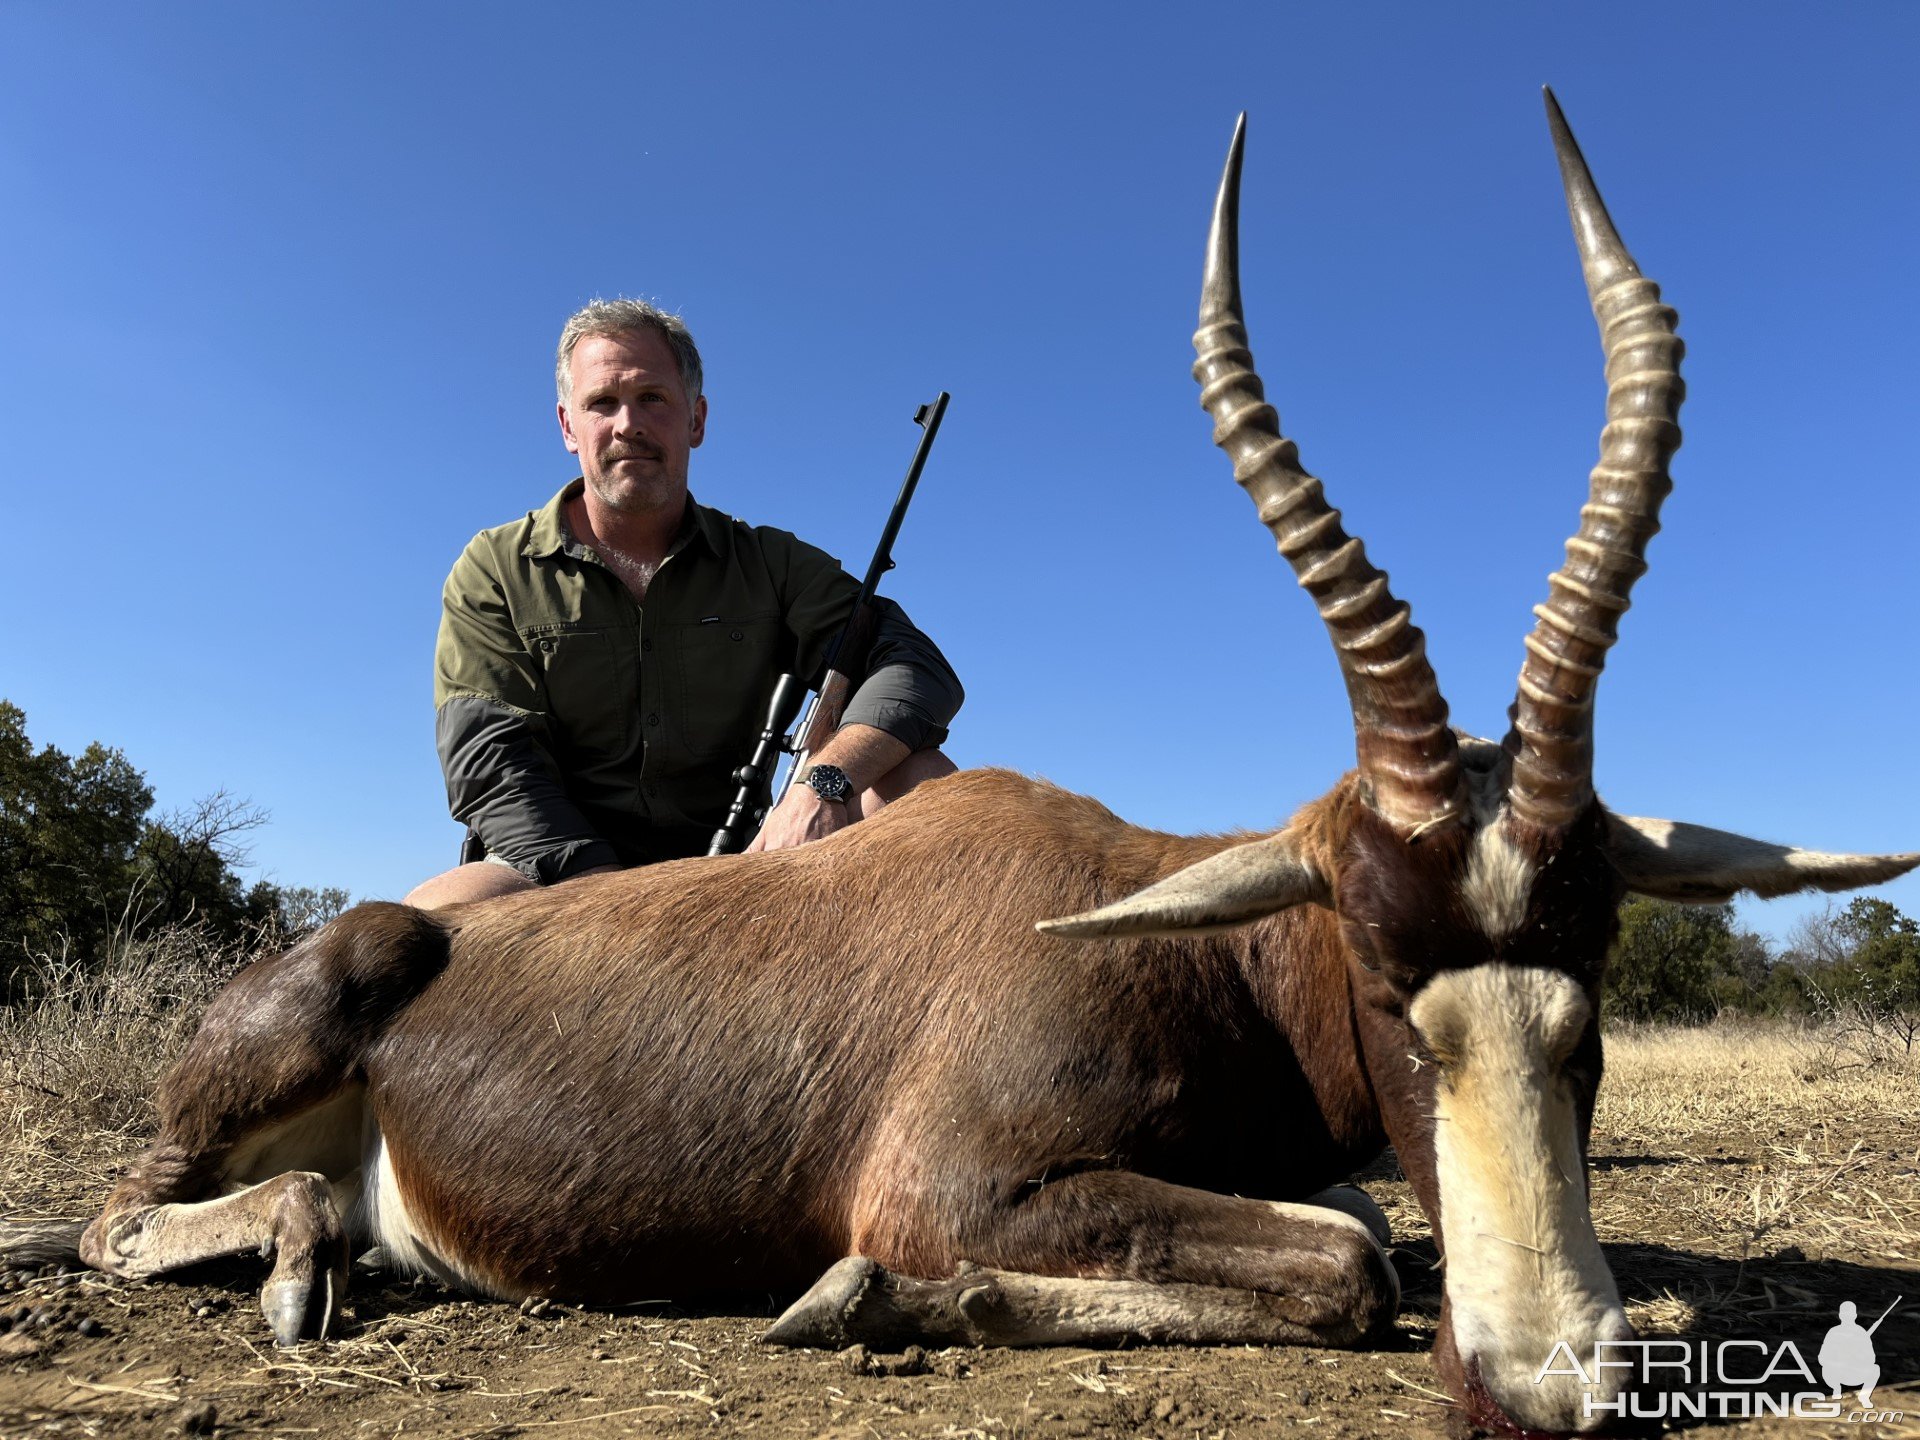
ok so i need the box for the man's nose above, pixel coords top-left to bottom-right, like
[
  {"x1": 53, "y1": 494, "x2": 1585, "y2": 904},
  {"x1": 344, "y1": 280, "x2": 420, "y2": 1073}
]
[{"x1": 614, "y1": 406, "x2": 645, "y2": 437}]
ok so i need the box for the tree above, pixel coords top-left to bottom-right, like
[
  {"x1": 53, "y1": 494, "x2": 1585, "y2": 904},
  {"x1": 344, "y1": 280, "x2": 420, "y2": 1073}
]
[
  {"x1": 1768, "y1": 898, "x2": 1920, "y2": 1051},
  {"x1": 259, "y1": 884, "x2": 351, "y2": 935},
  {"x1": 131, "y1": 791, "x2": 270, "y2": 936},
  {"x1": 1831, "y1": 897, "x2": 1920, "y2": 1009},
  {"x1": 1604, "y1": 897, "x2": 1738, "y2": 1023},
  {"x1": 0, "y1": 701, "x2": 345, "y2": 995},
  {"x1": 0, "y1": 701, "x2": 152, "y2": 983}
]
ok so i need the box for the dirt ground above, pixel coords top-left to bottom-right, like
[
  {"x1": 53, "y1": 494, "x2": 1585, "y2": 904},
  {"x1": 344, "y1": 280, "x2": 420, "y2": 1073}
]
[{"x1": 2, "y1": 1024, "x2": 1916, "y2": 1440}]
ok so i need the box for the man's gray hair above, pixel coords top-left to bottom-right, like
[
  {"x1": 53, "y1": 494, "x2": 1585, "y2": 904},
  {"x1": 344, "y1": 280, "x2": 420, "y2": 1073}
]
[{"x1": 555, "y1": 298, "x2": 704, "y2": 405}]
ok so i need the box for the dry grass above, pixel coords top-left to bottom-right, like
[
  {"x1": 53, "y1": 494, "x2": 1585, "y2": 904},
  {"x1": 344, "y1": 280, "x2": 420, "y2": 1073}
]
[
  {"x1": 3, "y1": 951, "x2": 1917, "y2": 1437},
  {"x1": 1588, "y1": 1018, "x2": 1919, "y2": 1362},
  {"x1": 1597, "y1": 1014, "x2": 1920, "y2": 1148},
  {"x1": 1597, "y1": 1016, "x2": 1920, "y2": 1271},
  {"x1": 0, "y1": 926, "x2": 261, "y2": 1215},
  {"x1": 1356, "y1": 1012, "x2": 1919, "y2": 1380}
]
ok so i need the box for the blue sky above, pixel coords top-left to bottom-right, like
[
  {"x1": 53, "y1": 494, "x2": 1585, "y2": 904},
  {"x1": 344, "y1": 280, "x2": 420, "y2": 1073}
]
[{"x1": 3, "y1": 3, "x2": 1914, "y2": 940}]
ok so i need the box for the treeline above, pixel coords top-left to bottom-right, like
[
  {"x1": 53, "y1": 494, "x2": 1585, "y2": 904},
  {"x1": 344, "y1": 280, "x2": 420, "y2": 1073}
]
[
  {"x1": 1606, "y1": 893, "x2": 1918, "y2": 1026},
  {"x1": 6, "y1": 699, "x2": 1914, "y2": 1029},
  {"x1": 1, "y1": 701, "x2": 347, "y2": 997}
]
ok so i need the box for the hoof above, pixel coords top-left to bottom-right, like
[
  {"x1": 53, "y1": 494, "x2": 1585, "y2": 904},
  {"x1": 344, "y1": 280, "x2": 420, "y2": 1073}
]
[
  {"x1": 262, "y1": 1278, "x2": 313, "y2": 1347},
  {"x1": 1305, "y1": 1185, "x2": 1392, "y2": 1247},
  {"x1": 763, "y1": 1256, "x2": 886, "y2": 1348},
  {"x1": 261, "y1": 1247, "x2": 347, "y2": 1346}
]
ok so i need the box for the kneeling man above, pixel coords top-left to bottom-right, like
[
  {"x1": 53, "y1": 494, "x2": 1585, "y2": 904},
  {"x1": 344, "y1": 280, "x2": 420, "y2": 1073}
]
[{"x1": 407, "y1": 300, "x2": 962, "y2": 908}]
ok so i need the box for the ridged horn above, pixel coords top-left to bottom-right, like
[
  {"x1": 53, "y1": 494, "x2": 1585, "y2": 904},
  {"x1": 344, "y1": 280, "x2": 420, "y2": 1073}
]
[
  {"x1": 1507, "y1": 90, "x2": 1686, "y2": 830},
  {"x1": 1193, "y1": 114, "x2": 1464, "y2": 835}
]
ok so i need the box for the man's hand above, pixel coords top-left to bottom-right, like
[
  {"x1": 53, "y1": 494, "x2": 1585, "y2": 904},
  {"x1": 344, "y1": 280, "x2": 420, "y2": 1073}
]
[
  {"x1": 744, "y1": 723, "x2": 910, "y2": 853},
  {"x1": 745, "y1": 784, "x2": 850, "y2": 853}
]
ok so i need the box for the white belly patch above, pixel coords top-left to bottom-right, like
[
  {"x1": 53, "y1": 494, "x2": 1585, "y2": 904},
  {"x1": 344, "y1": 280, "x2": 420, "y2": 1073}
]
[{"x1": 352, "y1": 1129, "x2": 513, "y2": 1299}]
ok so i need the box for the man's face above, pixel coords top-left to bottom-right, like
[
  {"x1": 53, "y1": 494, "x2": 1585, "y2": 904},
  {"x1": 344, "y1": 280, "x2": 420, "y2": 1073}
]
[{"x1": 557, "y1": 329, "x2": 707, "y2": 518}]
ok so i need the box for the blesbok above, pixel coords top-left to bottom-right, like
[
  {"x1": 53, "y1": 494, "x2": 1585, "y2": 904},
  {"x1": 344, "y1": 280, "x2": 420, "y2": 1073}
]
[{"x1": 59, "y1": 93, "x2": 1913, "y2": 1436}]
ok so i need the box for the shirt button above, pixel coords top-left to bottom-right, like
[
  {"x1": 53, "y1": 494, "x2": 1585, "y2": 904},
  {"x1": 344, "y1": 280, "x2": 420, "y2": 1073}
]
[
  {"x1": 641, "y1": 639, "x2": 652, "y2": 651},
  {"x1": 647, "y1": 714, "x2": 660, "y2": 727},
  {"x1": 730, "y1": 629, "x2": 743, "y2": 641}
]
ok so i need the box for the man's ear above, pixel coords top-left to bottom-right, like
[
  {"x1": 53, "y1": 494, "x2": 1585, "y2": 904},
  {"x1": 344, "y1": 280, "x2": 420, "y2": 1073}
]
[
  {"x1": 689, "y1": 394, "x2": 708, "y2": 449},
  {"x1": 557, "y1": 399, "x2": 581, "y2": 455}
]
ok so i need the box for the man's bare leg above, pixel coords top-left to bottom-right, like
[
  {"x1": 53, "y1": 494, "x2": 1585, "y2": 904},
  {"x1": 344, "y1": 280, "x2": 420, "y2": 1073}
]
[{"x1": 403, "y1": 861, "x2": 536, "y2": 910}]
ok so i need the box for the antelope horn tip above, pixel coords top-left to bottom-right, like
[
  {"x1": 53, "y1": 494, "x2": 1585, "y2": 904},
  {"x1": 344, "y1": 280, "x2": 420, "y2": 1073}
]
[
  {"x1": 1542, "y1": 87, "x2": 1585, "y2": 178},
  {"x1": 1201, "y1": 114, "x2": 1248, "y2": 324},
  {"x1": 1541, "y1": 87, "x2": 1639, "y2": 290}
]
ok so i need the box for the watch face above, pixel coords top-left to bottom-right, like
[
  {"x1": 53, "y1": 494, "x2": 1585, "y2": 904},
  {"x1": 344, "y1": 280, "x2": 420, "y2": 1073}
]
[{"x1": 806, "y1": 764, "x2": 851, "y2": 802}]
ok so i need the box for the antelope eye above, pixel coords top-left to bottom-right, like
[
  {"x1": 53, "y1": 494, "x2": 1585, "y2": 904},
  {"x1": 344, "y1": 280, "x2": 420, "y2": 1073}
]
[
  {"x1": 1412, "y1": 1017, "x2": 1463, "y2": 1068},
  {"x1": 1541, "y1": 993, "x2": 1592, "y2": 1067},
  {"x1": 1407, "y1": 982, "x2": 1469, "y2": 1065}
]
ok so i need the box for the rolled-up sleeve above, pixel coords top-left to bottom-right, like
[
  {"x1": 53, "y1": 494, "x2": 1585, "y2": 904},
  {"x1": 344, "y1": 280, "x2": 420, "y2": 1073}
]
[
  {"x1": 434, "y1": 541, "x2": 619, "y2": 883},
  {"x1": 840, "y1": 597, "x2": 963, "y2": 752},
  {"x1": 767, "y1": 531, "x2": 963, "y2": 753}
]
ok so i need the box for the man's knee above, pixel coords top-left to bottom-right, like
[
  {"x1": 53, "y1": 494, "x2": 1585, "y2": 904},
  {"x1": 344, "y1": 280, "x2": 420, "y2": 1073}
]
[{"x1": 404, "y1": 861, "x2": 536, "y2": 910}]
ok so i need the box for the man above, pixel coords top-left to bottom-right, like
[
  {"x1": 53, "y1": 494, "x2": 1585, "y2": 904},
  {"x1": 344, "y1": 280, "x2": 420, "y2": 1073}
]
[
  {"x1": 1818, "y1": 1300, "x2": 1883, "y2": 1408},
  {"x1": 405, "y1": 300, "x2": 962, "y2": 909}
]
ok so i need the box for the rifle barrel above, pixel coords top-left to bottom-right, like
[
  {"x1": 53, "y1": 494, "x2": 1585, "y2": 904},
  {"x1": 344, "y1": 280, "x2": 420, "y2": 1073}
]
[
  {"x1": 1865, "y1": 1296, "x2": 1901, "y2": 1335},
  {"x1": 858, "y1": 391, "x2": 949, "y2": 601}
]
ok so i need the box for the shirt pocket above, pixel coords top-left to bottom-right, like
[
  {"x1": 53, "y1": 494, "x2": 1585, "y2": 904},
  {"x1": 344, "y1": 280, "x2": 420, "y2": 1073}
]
[
  {"x1": 526, "y1": 624, "x2": 633, "y2": 764},
  {"x1": 667, "y1": 613, "x2": 784, "y2": 761}
]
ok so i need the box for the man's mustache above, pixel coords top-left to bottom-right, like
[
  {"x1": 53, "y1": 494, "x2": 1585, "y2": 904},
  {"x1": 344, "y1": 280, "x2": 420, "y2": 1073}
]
[{"x1": 604, "y1": 445, "x2": 663, "y2": 463}]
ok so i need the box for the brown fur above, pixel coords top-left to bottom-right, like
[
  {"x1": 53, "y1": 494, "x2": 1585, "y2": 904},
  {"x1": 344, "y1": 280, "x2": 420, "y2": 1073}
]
[
  {"x1": 87, "y1": 768, "x2": 1399, "y2": 1335},
  {"x1": 98, "y1": 903, "x2": 448, "y2": 1212},
  {"x1": 361, "y1": 770, "x2": 1382, "y2": 1300},
  {"x1": 80, "y1": 756, "x2": 1668, "y2": 1421}
]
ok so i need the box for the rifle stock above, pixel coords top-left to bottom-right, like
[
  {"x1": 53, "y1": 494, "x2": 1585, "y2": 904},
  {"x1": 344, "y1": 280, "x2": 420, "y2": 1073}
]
[
  {"x1": 708, "y1": 391, "x2": 949, "y2": 854},
  {"x1": 788, "y1": 602, "x2": 878, "y2": 772}
]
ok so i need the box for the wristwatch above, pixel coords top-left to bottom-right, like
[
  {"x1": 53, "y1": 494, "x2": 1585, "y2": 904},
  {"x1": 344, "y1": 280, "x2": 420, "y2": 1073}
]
[{"x1": 801, "y1": 764, "x2": 852, "y2": 804}]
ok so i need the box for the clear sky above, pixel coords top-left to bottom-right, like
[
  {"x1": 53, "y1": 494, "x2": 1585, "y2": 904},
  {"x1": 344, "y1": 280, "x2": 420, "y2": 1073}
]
[{"x1": 3, "y1": 3, "x2": 1914, "y2": 941}]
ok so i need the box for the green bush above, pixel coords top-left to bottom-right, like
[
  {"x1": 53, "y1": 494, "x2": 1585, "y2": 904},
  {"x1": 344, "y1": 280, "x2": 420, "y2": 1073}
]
[
  {"x1": 1604, "y1": 897, "x2": 1738, "y2": 1022},
  {"x1": 0, "y1": 700, "x2": 345, "y2": 997}
]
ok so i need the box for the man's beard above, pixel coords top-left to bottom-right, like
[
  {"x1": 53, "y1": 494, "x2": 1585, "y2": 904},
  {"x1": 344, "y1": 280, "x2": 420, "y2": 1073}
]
[{"x1": 587, "y1": 452, "x2": 680, "y2": 514}]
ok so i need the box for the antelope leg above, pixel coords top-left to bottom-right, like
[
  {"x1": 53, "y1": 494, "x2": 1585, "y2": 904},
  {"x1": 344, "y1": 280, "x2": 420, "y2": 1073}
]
[
  {"x1": 82, "y1": 1171, "x2": 349, "y2": 1345},
  {"x1": 771, "y1": 1171, "x2": 1397, "y2": 1350},
  {"x1": 765, "y1": 1255, "x2": 1374, "y2": 1348}
]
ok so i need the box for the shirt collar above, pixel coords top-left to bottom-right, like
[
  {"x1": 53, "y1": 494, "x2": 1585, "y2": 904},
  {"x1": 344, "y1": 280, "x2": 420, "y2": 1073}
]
[{"x1": 522, "y1": 479, "x2": 725, "y2": 561}]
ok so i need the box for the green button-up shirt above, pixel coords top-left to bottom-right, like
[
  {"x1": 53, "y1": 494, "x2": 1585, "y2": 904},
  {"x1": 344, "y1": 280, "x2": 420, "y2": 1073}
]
[{"x1": 434, "y1": 480, "x2": 963, "y2": 882}]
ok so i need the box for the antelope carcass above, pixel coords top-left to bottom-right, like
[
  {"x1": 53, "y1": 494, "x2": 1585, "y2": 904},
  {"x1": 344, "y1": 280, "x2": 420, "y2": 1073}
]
[{"x1": 68, "y1": 94, "x2": 1915, "y2": 1437}]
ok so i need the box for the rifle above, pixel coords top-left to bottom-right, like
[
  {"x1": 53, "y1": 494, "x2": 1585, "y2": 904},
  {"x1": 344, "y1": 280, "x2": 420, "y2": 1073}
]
[
  {"x1": 1865, "y1": 1297, "x2": 1901, "y2": 1336},
  {"x1": 707, "y1": 390, "x2": 950, "y2": 856}
]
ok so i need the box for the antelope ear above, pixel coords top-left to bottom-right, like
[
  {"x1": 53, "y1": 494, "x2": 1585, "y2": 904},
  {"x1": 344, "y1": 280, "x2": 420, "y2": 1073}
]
[
  {"x1": 1604, "y1": 814, "x2": 1920, "y2": 904},
  {"x1": 1037, "y1": 835, "x2": 1330, "y2": 939}
]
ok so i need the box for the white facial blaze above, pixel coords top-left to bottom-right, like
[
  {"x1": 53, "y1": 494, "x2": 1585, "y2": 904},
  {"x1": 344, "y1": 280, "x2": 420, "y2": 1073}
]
[
  {"x1": 1461, "y1": 822, "x2": 1537, "y2": 941},
  {"x1": 1410, "y1": 966, "x2": 1631, "y2": 1433}
]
